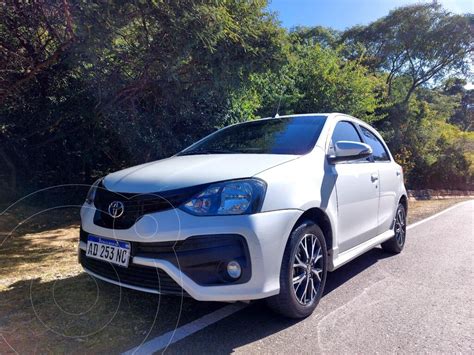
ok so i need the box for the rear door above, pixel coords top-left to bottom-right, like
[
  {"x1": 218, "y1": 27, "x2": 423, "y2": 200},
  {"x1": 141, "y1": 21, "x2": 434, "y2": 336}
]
[
  {"x1": 359, "y1": 126, "x2": 400, "y2": 234},
  {"x1": 329, "y1": 120, "x2": 380, "y2": 253}
]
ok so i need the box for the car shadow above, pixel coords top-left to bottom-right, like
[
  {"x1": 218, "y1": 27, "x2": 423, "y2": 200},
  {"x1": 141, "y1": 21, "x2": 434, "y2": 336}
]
[{"x1": 323, "y1": 247, "x2": 392, "y2": 295}]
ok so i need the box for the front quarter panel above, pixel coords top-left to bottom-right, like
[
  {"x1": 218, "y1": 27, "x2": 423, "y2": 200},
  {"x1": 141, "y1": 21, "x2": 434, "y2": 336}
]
[{"x1": 255, "y1": 149, "x2": 338, "y2": 240}]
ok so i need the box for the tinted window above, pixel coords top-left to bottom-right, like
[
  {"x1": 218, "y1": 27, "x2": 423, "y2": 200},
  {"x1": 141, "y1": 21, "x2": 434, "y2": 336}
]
[
  {"x1": 361, "y1": 127, "x2": 390, "y2": 161},
  {"x1": 179, "y1": 116, "x2": 327, "y2": 155},
  {"x1": 331, "y1": 121, "x2": 362, "y2": 143}
]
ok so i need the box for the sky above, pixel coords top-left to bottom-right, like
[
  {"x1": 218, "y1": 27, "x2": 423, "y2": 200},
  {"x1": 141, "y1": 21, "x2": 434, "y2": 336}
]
[{"x1": 267, "y1": 0, "x2": 473, "y2": 30}]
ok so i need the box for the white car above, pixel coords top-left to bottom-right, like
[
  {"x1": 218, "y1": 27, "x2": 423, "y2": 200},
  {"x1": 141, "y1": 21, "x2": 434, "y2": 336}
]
[{"x1": 79, "y1": 113, "x2": 407, "y2": 318}]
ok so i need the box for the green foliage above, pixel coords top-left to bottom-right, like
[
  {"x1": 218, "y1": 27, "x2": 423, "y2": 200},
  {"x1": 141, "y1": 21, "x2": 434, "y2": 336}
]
[
  {"x1": 289, "y1": 26, "x2": 340, "y2": 49},
  {"x1": 341, "y1": 2, "x2": 473, "y2": 103},
  {"x1": 288, "y1": 45, "x2": 383, "y2": 122},
  {"x1": 0, "y1": 1, "x2": 472, "y2": 198},
  {"x1": 381, "y1": 85, "x2": 473, "y2": 189},
  {"x1": 1, "y1": 0, "x2": 287, "y2": 192},
  {"x1": 229, "y1": 45, "x2": 384, "y2": 123},
  {"x1": 340, "y1": 2, "x2": 473, "y2": 188}
]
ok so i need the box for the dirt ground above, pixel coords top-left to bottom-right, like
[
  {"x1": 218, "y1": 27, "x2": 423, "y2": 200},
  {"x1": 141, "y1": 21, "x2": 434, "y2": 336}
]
[
  {"x1": 406, "y1": 198, "x2": 470, "y2": 224},
  {"x1": 0, "y1": 198, "x2": 470, "y2": 353}
]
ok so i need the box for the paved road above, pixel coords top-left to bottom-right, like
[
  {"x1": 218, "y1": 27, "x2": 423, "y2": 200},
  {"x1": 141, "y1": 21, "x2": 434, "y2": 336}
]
[{"x1": 160, "y1": 201, "x2": 474, "y2": 353}]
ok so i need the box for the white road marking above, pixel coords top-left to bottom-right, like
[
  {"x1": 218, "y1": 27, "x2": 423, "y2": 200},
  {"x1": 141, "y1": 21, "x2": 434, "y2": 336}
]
[
  {"x1": 121, "y1": 199, "x2": 472, "y2": 354},
  {"x1": 407, "y1": 199, "x2": 472, "y2": 231},
  {"x1": 122, "y1": 302, "x2": 248, "y2": 355}
]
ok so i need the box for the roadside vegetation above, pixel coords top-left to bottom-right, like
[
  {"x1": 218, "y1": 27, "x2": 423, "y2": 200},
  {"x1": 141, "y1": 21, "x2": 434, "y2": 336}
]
[{"x1": 0, "y1": 1, "x2": 473, "y2": 202}]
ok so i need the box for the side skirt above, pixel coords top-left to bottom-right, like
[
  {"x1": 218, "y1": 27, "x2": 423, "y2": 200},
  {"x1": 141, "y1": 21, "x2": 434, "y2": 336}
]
[{"x1": 329, "y1": 229, "x2": 394, "y2": 271}]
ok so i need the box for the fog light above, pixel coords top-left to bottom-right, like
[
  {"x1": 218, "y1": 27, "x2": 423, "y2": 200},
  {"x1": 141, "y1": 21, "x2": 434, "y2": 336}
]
[{"x1": 226, "y1": 260, "x2": 242, "y2": 279}]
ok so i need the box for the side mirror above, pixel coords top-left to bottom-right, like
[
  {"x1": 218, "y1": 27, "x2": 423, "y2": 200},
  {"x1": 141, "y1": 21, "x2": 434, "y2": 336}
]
[{"x1": 328, "y1": 141, "x2": 372, "y2": 163}]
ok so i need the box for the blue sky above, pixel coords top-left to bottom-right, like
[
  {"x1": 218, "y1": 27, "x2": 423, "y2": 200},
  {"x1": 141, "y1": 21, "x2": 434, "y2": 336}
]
[{"x1": 268, "y1": 0, "x2": 473, "y2": 30}]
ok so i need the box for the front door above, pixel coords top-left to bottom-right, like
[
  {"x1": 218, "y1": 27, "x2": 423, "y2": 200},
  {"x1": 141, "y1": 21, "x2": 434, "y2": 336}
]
[{"x1": 329, "y1": 121, "x2": 380, "y2": 253}]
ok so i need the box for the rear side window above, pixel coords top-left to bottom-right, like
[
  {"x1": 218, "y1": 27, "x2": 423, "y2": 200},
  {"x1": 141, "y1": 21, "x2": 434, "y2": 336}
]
[
  {"x1": 331, "y1": 121, "x2": 362, "y2": 143},
  {"x1": 360, "y1": 127, "x2": 390, "y2": 161}
]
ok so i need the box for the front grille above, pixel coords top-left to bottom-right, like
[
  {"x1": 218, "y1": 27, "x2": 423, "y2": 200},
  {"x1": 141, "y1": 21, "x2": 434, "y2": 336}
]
[
  {"x1": 79, "y1": 250, "x2": 187, "y2": 295},
  {"x1": 93, "y1": 183, "x2": 205, "y2": 229},
  {"x1": 135, "y1": 240, "x2": 183, "y2": 256}
]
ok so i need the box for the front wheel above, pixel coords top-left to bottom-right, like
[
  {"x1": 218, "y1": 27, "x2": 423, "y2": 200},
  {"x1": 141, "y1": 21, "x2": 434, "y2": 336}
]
[
  {"x1": 381, "y1": 204, "x2": 406, "y2": 254},
  {"x1": 266, "y1": 220, "x2": 328, "y2": 318}
]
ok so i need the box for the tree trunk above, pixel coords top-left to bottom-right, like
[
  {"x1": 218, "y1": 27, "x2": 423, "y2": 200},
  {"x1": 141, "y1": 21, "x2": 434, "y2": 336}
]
[
  {"x1": 0, "y1": 148, "x2": 17, "y2": 193},
  {"x1": 403, "y1": 82, "x2": 417, "y2": 104}
]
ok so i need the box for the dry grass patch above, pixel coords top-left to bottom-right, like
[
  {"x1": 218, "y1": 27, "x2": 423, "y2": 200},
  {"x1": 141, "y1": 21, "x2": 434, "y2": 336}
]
[
  {"x1": 0, "y1": 226, "x2": 81, "y2": 291},
  {"x1": 407, "y1": 198, "x2": 471, "y2": 224},
  {"x1": 0, "y1": 206, "x2": 222, "y2": 353}
]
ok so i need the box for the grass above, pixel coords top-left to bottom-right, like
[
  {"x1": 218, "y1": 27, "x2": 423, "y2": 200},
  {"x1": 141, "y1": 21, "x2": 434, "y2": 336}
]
[
  {"x1": 407, "y1": 198, "x2": 470, "y2": 224},
  {"x1": 0, "y1": 205, "x2": 222, "y2": 353},
  {"x1": 0, "y1": 198, "x2": 470, "y2": 353}
]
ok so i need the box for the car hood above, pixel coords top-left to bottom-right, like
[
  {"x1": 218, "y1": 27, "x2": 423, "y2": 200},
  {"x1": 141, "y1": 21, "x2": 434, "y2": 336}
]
[{"x1": 103, "y1": 154, "x2": 299, "y2": 193}]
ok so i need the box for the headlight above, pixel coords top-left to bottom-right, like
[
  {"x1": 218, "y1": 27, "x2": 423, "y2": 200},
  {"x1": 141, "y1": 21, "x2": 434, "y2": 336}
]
[
  {"x1": 180, "y1": 179, "x2": 266, "y2": 216},
  {"x1": 85, "y1": 178, "x2": 102, "y2": 204}
]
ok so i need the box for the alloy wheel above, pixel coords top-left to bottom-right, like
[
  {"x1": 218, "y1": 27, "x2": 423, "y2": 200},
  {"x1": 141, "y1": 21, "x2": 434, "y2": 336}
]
[
  {"x1": 292, "y1": 233, "x2": 323, "y2": 306},
  {"x1": 394, "y1": 207, "x2": 406, "y2": 246}
]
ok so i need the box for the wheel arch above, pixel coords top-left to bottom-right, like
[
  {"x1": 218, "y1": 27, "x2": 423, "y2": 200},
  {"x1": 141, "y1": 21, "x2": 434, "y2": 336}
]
[
  {"x1": 293, "y1": 208, "x2": 333, "y2": 254},
  {"x1": 399, "y1": 194, "x2": 408, "y2": 213}
]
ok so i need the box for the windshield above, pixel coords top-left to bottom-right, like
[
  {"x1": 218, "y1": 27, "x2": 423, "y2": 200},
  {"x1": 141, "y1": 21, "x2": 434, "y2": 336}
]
[{"x1": 179, "y1": 115, "x2": 327, "y2": 156}]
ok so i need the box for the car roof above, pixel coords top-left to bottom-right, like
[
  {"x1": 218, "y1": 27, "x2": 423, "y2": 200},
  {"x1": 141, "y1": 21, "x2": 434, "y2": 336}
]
[{"x1": 259, "y1": 113, "x2": 365, "y2": 124}]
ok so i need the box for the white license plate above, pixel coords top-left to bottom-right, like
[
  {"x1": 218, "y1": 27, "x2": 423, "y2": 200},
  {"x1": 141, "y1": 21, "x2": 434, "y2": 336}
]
[{"x1": 86, "y1": 235, "x2": 131, "y2": 267}]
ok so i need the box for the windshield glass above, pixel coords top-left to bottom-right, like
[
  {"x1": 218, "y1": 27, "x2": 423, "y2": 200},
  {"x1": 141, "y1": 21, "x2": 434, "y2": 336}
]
[{"x1": 179, "y1": 115, "x2": 327, "y2": 155}]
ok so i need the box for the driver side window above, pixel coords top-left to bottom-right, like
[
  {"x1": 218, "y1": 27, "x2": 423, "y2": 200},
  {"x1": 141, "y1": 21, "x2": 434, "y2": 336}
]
[
  {"x1": 331, "y1": 121, "x2": 362, "y2": 144},
  {"x1": 328, "y1": 121, "x2": 364, "y2": 160}
]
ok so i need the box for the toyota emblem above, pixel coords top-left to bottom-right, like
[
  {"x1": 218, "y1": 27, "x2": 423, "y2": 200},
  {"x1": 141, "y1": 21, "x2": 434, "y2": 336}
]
[{"x1": 108, "y1": 201, "x2": 125, "y2": 218}]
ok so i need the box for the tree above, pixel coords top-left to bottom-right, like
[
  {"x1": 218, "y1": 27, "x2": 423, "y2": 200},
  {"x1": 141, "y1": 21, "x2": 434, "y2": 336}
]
[
  {"x1": 1, "y1": 1, "x2": 473, "y2": 198},
  {"x1": 229, "y1": 44, "x2": 384, "y2": 123},
  {"x1": 385, "y1": 85, "x2": 473, "y2": 189},
  {"x1": 0, "y1": 0, "x2": 75, "y2": 103},
  {"x1": 0, "y1": 0, "x2": 288, "y2": 194},
  {"x1": 341, "y1": 3, "x2": 473, "y2": 103},
  {"x1": 289, "y1": 26, "x2": 339, "y2": 49}
]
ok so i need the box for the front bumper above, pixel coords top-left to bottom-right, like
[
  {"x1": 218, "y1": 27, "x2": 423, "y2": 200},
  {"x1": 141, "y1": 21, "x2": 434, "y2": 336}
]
[{"x1": 79, "y1": 204, "x2": 302, "y2": 301}]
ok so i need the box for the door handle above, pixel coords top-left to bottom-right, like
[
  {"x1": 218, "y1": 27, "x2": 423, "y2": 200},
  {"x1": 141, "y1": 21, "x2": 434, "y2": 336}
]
[
  {"x1": 396, "y1": 171, "x2": 401, "y2": 177},
  {"x1": 371, "y1": 174, "x2": 379, "y2": 182}
]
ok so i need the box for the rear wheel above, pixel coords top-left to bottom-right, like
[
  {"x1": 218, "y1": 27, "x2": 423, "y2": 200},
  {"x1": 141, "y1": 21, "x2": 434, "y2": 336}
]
[
  {"x1": 381, "y1": 204, "x2": 406, "y2": 254},
  {"x1": 266, "y1": 220, "x2": 327, "y2": 318}
]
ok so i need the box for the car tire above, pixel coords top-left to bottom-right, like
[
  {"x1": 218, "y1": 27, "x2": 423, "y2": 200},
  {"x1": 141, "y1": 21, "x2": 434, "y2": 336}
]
[
  {"x1": 381, "y1": 204, "x2": 406, "y2": 254},
  {"x1": 266, "y1": 220, "x2": 328, "y2": 319}
]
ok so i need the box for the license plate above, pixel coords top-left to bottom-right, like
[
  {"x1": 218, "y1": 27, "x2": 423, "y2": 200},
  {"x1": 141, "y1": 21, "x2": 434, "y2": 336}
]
[{"x1": 86, "y1": 235, "x2": 131, "y2": 267}]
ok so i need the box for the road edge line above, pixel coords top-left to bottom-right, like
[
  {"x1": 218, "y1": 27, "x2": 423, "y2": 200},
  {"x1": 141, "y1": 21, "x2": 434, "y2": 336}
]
[
  {"x1": 407, "y1": 199, "x2": 472, "y2": 231},
  {"x1": 122, "y1": 302, "x2": 248, "y2": 355}
]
